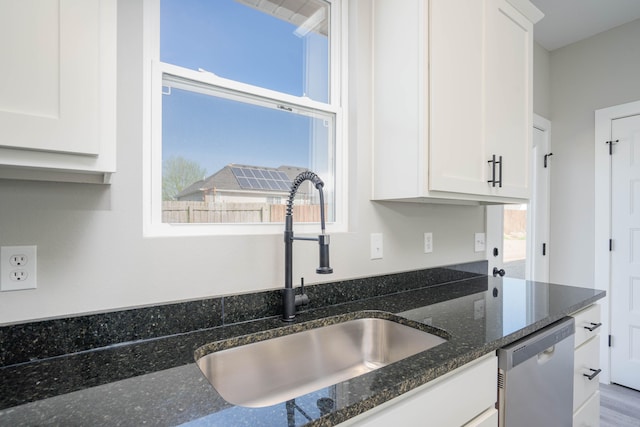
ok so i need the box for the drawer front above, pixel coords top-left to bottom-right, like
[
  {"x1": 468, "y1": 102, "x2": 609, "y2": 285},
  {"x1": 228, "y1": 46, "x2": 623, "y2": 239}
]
[
  {"x1": 574, "y1": 337, "x2": 601, "y2": 410},
  {"x1": 572, "y1": 304, "x2": 602, "y2": 348},
  {"x1": 464, "y1": 408, "x2": 498, "y2": 427},
  {"x1": 573, "y1": 390, "x2": 600, "y2": 427}
]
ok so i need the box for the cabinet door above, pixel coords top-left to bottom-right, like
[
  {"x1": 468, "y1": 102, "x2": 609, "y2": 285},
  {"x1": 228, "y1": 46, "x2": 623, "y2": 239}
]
[
  {"x1": 429, "y1": 0, "x2": 532, "y2": 199},
  {"x1": 484, "y1": 0, "x2": 533, "y2": 199},
  {"x1": 0, "y1": 0, "x2": 116, "y2": 182},
  {"x1": 429, "y1": 0, "x2": 488, "y2": 196}
]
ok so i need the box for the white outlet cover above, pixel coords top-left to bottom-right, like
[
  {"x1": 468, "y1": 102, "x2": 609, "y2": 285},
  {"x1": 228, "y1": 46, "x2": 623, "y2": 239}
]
[
  {"x1": 474, "y1": 233, "x2": 486, "y2": 252},
  {"x1": 370, "y1": 233, "x2": 383, "y2": 260},
  {"x1": 1, "y1": 245, "x2": 37, "y2": 291},
  {"x1": 424, "y1": 232, "x2": 433, "y2": 253}
]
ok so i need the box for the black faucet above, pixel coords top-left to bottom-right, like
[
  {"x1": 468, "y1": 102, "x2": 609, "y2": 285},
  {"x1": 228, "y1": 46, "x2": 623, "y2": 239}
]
[{"x1": 283, "y1": 171, "x2": 333, "y2": 322}]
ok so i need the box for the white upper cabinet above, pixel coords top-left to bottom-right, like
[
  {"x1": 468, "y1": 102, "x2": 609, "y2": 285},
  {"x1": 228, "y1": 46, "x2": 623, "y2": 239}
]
[
  {"x1": 0, "y1": 0, "x2": 116, "y2": 184},
  {"x1": 372, "y1": 0, "x2": 542, "y2": 203}
]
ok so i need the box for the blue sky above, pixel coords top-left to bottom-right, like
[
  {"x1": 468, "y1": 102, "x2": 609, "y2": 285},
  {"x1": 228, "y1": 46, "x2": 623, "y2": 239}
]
[{"x1": 160, "y1": 0, "x2": 329, "y2": 176}]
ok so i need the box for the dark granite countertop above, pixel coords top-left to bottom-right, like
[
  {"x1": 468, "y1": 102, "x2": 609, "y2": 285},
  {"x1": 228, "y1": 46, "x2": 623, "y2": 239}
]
[{"x1": 0, "y1": 275, "x2": 605, "y2": 426}]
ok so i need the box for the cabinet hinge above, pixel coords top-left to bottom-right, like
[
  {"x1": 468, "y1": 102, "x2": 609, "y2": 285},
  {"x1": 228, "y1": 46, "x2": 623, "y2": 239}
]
[
  {"x1": 609, "y1": 239, "x2": 613, "y2": 251},
  {"x1": 609, "y1": 335, "x2": 612, "y2": 347},
  {"x1": 542, "y1": 243, "x2": 546, "y2": 256}
]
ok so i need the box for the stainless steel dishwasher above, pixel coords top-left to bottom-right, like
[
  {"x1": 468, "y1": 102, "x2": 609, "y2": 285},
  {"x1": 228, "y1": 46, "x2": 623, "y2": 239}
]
[{"x1": 497, "y1": 317, "x2": 575, "y2": 427}]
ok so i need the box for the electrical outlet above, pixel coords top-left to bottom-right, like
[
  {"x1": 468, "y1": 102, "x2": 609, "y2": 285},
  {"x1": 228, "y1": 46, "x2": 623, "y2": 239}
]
[
  {"x1": 370, "y1": 233, "x2": 383, "y2": 260},
  {"x1": 10, "y1": 254, "x2": 28, "y2": 266},
  {"x1": 474, "y1": 233, "x2": 486, "y2": 252},
  {"x1": 424, "y1": 232, "x2": 433, "y2": 253},
  {"x1": 10, "y1": 270, "x2": 29, "y2": 281},
  {"x1": 1, "y1": 245, "x2": 37, "y2": 291}
]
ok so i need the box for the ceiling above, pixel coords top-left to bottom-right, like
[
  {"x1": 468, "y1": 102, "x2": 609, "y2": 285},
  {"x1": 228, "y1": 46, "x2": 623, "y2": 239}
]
[{"x1": 530, "y1": 0, "x2": 640, "y2": 51}]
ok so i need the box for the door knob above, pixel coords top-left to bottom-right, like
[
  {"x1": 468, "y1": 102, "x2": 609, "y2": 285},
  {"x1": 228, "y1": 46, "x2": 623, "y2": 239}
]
[{"x1": 493, "y1": 267, "x2": 505, "y2": 277}]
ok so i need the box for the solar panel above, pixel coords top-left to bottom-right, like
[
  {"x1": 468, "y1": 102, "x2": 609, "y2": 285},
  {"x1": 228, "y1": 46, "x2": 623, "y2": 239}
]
[{"x1": 231, "y1": 166, "x2": 294, "y2": 191}]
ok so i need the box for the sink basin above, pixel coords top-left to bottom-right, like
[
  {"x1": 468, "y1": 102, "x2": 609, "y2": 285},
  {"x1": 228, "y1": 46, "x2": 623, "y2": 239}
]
[{"x1": 195, "y1": 312, "x2": 448, "y2": 408}]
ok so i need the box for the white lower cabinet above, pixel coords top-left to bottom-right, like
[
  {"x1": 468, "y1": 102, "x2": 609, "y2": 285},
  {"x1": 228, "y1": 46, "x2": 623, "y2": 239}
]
[
  {"x1": 573, "y1": 391, "x2": 600, "y2": 427},
  {"x1": 571, "y1": 304, "x2": 602, "y2": 427},
  {"x1": 341, "y1": 353, "x2": 497, "y2": 427}
]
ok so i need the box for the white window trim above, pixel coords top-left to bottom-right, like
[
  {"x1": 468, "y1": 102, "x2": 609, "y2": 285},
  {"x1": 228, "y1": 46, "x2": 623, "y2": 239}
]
[{"x1": 142, "y1": 0, "x2": 348, "y2": 237}]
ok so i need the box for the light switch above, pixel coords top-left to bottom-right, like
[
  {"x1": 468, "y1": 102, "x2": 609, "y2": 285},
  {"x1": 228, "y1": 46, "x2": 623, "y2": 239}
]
[
  {"x1": 424, "y1": 232, "x2": 433, "y2": 253},
  {"x1": 474, "y1": 233, "x2": 486, "y2": 252},
  {"x1": 370, "y1": 233, "x2": 383, "y2": 260}
]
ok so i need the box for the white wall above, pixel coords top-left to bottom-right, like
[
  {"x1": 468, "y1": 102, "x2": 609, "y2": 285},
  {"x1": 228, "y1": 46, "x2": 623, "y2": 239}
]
[
  {"x1": 549, "y1": 19, "x2": 640, "y2": 287},
  {"x1": 533, "y1": 42, "x2": 551, "y2": 118},
  {"x1": 0, "y1": 0, "x2": 485, "y2": 325}
]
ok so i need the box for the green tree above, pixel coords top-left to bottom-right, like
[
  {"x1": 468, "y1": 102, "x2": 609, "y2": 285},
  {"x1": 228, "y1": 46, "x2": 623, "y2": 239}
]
[{"x1": 162, "y1": 156, "x2": 207, "y2": 200}]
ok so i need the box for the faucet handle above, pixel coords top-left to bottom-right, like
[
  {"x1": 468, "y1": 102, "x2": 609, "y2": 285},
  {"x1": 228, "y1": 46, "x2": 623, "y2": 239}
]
[{"x1": 295, "y1": 277, "x2": 310, "y2": 307}]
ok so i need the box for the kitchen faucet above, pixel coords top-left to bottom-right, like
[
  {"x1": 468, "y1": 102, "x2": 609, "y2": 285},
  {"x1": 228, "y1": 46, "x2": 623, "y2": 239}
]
[{"x1": 283, "y1": 171, "x2": 333, "y2": 322}]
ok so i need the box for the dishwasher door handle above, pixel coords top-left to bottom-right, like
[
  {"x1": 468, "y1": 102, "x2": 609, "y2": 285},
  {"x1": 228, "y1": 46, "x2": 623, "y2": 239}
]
[
  {"x1": 537, "y1": 345, "x2": 556, "y2": 364},
  {"x1": 583, "y1": 368, "x2": 602, "y2": 381}
]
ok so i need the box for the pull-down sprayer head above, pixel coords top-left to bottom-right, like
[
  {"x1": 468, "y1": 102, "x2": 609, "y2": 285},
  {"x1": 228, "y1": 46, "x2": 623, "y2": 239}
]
[{"x1": 285, "y1": 171, "x2": 333, "y2": 274}]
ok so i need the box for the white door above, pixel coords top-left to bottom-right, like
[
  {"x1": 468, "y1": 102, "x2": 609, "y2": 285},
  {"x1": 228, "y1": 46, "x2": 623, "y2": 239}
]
[
  {"x1": 486, "y1": 204, "x2": 504, "y2": 276},
  {"x1": 610, "y1": 113, "x2": 640, "y2": 391},
  {"x1": 487, "y1": 116, "x2": 550, "y2": 280},
  {"x1": 527, "y1": 117, "x2": 551, "y2": 281}
]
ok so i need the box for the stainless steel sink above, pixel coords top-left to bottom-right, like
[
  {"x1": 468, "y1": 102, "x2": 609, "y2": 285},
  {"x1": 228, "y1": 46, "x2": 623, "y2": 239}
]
[{"x1": 195, "y1": 312, "x2": 448, "y2": 408}]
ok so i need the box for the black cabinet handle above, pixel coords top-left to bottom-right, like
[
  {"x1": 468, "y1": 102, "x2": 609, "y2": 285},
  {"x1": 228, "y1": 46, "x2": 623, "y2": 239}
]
[
  {"x1": 487, "y1": 155, "x2": 503, "y2": 187},
  {"x1": 583, "y1": 368, "x2": 602, "y2": 381},
  {"x1": 584, "y1": 322, "x2": 602, "y2": 332},
  {"x1": 488, "y1": 155, "x2": 497, "y2": 186}
]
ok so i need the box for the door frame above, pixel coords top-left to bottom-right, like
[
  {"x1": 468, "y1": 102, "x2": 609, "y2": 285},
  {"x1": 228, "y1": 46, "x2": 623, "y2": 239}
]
[
  {"x1": 486, "y1": 204, "x2": 504, "y2": 275},
  {"x1": 594, "y1": 99, "x2": 640, "y2": 384}
]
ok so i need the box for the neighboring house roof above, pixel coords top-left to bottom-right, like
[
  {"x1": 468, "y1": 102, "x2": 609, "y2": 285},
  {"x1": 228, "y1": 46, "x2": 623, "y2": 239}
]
[{"x1": 175, "y1": 164, "x2": 309, "y2": 199}]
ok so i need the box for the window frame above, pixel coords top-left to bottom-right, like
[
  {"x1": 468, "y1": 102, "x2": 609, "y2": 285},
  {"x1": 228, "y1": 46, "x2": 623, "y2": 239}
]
[{"x1": 142, "y1": 0, "x2": 348, "y2": 237}]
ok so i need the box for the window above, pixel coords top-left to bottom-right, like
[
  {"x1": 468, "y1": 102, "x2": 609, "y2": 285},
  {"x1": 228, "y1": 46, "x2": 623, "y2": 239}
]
[{"x1": 145, "y1": 0, "x2": 346, "y2": 235}]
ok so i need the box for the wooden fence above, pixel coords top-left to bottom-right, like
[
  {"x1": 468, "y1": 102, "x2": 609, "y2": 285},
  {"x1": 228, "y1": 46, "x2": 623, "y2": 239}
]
[{"x1": 162, "y1": 201, "x2": 323, "y2": 223}]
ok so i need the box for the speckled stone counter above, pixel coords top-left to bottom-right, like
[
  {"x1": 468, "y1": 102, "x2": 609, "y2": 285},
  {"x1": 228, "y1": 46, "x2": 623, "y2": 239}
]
[{"x1": 0, "y1": 272, "x2": 605, "y2": 426}]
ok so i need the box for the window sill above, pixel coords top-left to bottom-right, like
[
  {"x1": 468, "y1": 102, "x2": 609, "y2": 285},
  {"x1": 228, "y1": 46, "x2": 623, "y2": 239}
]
[{"x1": 143, "y1": 221, "x2": 347, "y2": 238}]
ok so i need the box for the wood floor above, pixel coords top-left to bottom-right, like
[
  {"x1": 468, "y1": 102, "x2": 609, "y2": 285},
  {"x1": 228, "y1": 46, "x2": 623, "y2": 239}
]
[{"x1": 600, "y1": 383, "x2": 640, "y2": 427}]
